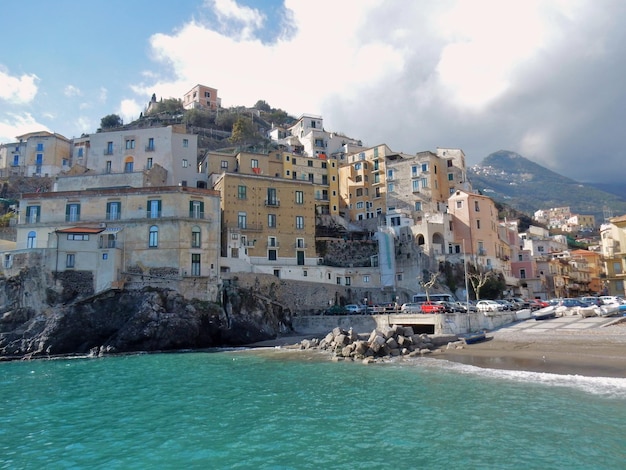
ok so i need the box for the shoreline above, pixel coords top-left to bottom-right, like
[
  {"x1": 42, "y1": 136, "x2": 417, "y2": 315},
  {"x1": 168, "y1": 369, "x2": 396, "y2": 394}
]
[{"x1": 249, "y1": 320, "x2": 626, "y2": 378}]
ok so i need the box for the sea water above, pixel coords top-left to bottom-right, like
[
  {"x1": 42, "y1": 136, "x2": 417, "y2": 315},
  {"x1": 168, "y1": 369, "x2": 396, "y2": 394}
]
[{"x1": 1, "y1": 349, "x2": 625, "y2": 469}]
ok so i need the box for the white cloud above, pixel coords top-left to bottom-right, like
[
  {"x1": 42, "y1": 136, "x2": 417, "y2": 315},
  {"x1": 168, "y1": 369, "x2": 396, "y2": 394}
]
[
  {"x1": 0, "y1": 113, "x2": 49, "y2": 142},
  {"x1": 99, "y1": 87, "x2": 108, "y2": 103},
  {"x1": 117, "y1": 99, "x2": 143, "y2": 124},
  {"x1": 64, "y1": 85, "x2": 82, "y2": 97},
  {"x1": 0, "y1": 68, "x2": 39, "y2": 104}
]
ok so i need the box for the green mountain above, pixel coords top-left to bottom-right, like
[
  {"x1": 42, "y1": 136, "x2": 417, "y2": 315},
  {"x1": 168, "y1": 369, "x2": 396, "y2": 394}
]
[{"x1": 467, "y1": 150, "x2": 626, "y2": 223}]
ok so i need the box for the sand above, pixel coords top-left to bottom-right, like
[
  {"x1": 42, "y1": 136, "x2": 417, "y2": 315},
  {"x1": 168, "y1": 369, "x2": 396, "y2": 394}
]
[
  {"x1": 438, "y1": 320, "x2": 626, "y2": 378},
  {"x1": 248, "y1": 319, "x2": 626, "y2": 378}
]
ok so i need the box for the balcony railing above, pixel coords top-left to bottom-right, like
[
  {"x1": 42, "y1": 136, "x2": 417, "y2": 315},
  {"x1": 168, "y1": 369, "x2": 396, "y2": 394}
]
[
  {"x1": 145, "y1": 145, "x2": 155, "y2": 152},
  {"x1": 264, "y1": 199, "x2": 280, "y2": 207},
  {"x1": 239, "y1": 223, "x2": 263, "y2": 232},
  {"x1": 266, "y1": 241, "x2": 280, "y2": 248},
  {"x1": 188, "y1": 211, "x2": 205, "y2": 219}
]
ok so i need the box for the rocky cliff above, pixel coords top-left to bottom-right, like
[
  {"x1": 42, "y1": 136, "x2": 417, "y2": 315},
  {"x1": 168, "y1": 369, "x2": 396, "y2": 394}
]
[{"x1": 0, "y1": 269, "x2": 294, "y2": 360}]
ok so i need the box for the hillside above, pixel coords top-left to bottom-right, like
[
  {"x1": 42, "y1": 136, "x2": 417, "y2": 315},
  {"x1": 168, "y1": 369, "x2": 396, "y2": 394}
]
[{"x1": 468, "y1": 150, "x2": 626, "y2": 222}]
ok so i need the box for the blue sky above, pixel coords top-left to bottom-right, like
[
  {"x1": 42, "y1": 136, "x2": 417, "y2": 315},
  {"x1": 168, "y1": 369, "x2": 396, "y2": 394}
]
[{"x1": 2, "y1": 0, "x2": 625, "y2": 184}]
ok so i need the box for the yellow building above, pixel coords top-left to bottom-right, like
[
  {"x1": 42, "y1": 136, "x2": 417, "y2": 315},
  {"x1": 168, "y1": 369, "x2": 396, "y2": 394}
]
[
  {"x1": 7, "y1": 131, "x2": 71, "y2": 177},
  {"x1": 214, "y1": 173, "x2": 316, "y2": 274}
]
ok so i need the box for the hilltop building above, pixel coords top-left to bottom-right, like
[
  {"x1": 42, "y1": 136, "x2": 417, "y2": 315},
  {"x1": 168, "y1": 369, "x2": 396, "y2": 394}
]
[
  {"x1": 0, "y1": 131, "x2": 71, "y2": 178},
  {"x1": 183, "y1": 84, "x2": 221, "y2": 110}
]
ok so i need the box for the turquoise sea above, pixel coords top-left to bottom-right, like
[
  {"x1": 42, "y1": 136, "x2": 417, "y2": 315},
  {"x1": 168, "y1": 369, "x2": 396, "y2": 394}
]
[{"x1": 1, "y1": 348, "x2": 625, "y2": 469}]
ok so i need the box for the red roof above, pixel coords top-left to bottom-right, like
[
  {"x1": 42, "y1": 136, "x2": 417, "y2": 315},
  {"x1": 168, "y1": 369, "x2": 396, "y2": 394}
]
[{"x1": 56, "y1": 227, "x2": 106, "y2": 234}]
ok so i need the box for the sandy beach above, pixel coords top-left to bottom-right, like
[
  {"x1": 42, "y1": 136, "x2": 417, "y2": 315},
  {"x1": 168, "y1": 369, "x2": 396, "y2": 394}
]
[
  {"x1": 439, "y1": 319, "x2": 626, "y2": 378},
  {"x1": 249, "y1": 317, "x2": 626, "y2": 378}
]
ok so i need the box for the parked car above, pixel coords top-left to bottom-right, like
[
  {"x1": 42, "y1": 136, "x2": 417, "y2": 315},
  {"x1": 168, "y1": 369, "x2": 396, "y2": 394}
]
[
  {"x1": 344, "y1": 304, "x2": 365, "y2": 314},
  {"x1": 509, "y1": 298, "x2": 530, "y2": 310},
  {"x1": 435, "y1": 301, "x2": 462, "y2": 313},
  {"x1": 401, "y1": 302, "x2": 423, "y2": 313},
  {"x1": 453, "y1": 301, "x2": 477, "y2": 312},
  {"x1": 420, "y1": 301, "x2": 446, "y2": 314},
  {"x1": 476, "y1": 300, "x2": 503, "y2": 313},
  {"x1": 495, "y1": 299, "x2": 514, "y2": 311},
  {"x1": 323, "y1": 305, "x2": 346, "y2": 315}
]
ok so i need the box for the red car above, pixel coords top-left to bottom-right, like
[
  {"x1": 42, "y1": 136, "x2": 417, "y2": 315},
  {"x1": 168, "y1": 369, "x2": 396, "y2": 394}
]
[
  {"x1": 529, "y1": 299, "x2": 548, "y2": 311},
  {"x1": 420, "y1": 301, "x2": 446, "y2": 314}
]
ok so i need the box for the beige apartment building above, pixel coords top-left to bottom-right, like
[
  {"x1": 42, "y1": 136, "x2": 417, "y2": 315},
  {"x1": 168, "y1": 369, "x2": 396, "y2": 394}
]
[
  {"x1": 183, "y1": 84, "x2": 221, "y2": 110},
  {"x1": 0, "y1": 131, "x2": 71, "y2": 177},
  {"x1": 12, "y1": 186, "x2": 221, "y2": 299},
  {"x1": 214, "y1": 173, "x2": 316, "y2": 275},
  {"x1": 600, "y1": 215, "x2": 626, "y2": 296},
  {"x1": 75, "y1": 125, "x2": 204, "y2": 189}
]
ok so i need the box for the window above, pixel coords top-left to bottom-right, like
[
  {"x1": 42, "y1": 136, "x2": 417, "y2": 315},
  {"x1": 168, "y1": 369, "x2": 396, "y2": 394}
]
[
  {"x1": 356, "y1": 188, "x2": 363, "y2": 197},
  {"x1": 520, "y1": 269, "x2": 526, "y2": 279},
  {"x1": 268, "y1": 249, "x2": 277, "y2": 261},
  {"x1": 36, "y1": 154, "x2": 43, "y2": 165},
  {"x1": 67, "y1": 234, "x2": 89, "y2": 241},
  {"x1": 414, "y1": 201, "x2": 422, "y2": 211},
  {"x1": 292, "y1": 158, "x2": 297, "y2": 165},
  {"x1": 388, "y1": 183, "x2": 394, "y2": 192},
  {"x1": 191, "y1": 254, "x2": 201, "y2": 276},
  {"x1": 266, "y1": 188, "x2": 278, "y2": 206},
  {"x1": 147, "y1": 158, "x2": 153, "y2": 169},
  {"x1": 421, "y1": 163, "x2": 429, "y2": 172},
  {"x1": 355, "y1": 175, "x2": 363, "y2": 183},
  {"x1": 66, "y1": 203, "x2": 80, "y2": 222},
  {"x1": 106, "y1": 142, "x2": 113, "y2": 155},
  {"x1": 397, "y1": 273, "x2": 403, "y2": 281},
  {"x1": 296, "y1": 238, "x2": 305, "y2": 248},
  {"x1": 251, "y1": 159, "x2": 259, "y2": 168},
  {"x1": 268, "y1": 236, "x2": 278, "y2": 247},
  {"x1": 124, "y1": 158, "x2": 134, "y2": 173},
  {"x1": 307, "y1": 160, "x2": 313, "y2": 167},
  {"x1": 238, "y1": 212, "x2": 247, "y2": 229},
  {"x1": 12, "y1": 155, "x2": 19, "y2": 166},
  {"x1": 268, "y1": 214, "x2": 276, "y2": 228},
  {"x1": 476, "y1": 220, "x2": 481, "y2": 229},
  {"x1": 321, "y1": 162, "x2": 327, "y2": 169},
  {"x1": 411, "y1": 165, "x2": 418, "y2": 177},
  {"x1": 190, "y1": 201, "x2": 204, "y2": 219},
  {"x1": 221, "y1": 160, "x2": 228, "y2": 169},
  {"x1": 354, "y1": 162, "x2": 361, "y2": 170},
  {"x1": 456, "y1": 200, "x2": 463, "y2": 208},
  {"x1": 448, "y1": 173, "x2": 454, "y2": 181},
  {"x1": 474, "y1": 201, "x2": 480, "y2": 212},
  {"x1": 421, "y1": 178, "x2": 428, "y2": 188},
  {"x1": 36, "y1": 143, "x2": 44, "y2": 151},
  {"x1": 363, "y1": 275, "x2": 370, "y2": 283},
  {"x1": 336, "y1": 277, "x2": 341, "y2": 285},
  {"x1": 182, "y1": 159, "x2": 189, "y2": 168},
  {"x1": 26, "y1": 205, "x2": 40, "y2": 224},
  {"x1": 183, "y1": 139, "x2": 189, "y2": 148},
  {"x1": 147, "y1": 200, "x2": 161, "y2": 218},
  {"x1": 106, "y1": 161, "x2": 112, "y2": 173},
  {"x1": 322, "y1": 175, "x2": 328, "y2": 185},
  {"x1": 147, "y1": 138, "x2": 154, "y2": 151},
  {"x1": 308, "y1": 173, "x2": 314, "y2": 182},
  {"x1": 238, "y1": 185, "x2": 247, "y2": 199},
  {"x1": 27, "y1": 231, "x2": 36, "y2": 248},
  {"x1": 518, "y1": 254, "x2": 523, "y2": 261},
  {"x1": 107, "y1": 201, "x2": 121, "y2": 220},
  {"x1": 295, "y1": 216, "x2": 304, "y2": 229},
  {"x1": 356, "y1": 202, "x2": 364, "y2": 209},
  {"x1": 387, "y1": 169, "x2": 394, "y2": 179},
  {"x1": 125, "y1": 139, "x2": 135, "y2": 150},
  {"x1": 295, "y1": 191, "x2": 304, "y2": 204},
  {"x1": 66, "y1": 254, "x2": 75, "y2": 268},
  {"x1": 412, "y1": 180, "x2": 419, "y2": 192},
  {"x1": 149, "y1": 225, "x2": 159, "y2": 247}
]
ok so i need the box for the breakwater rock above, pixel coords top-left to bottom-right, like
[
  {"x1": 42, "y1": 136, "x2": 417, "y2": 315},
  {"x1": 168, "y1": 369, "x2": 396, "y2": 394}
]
[
  {"x1": 298, "y1": 325, "x2": 458, "y2": 362},
  {"x1": 0, "y1": 286, "x2": 293, "y2": 360}
]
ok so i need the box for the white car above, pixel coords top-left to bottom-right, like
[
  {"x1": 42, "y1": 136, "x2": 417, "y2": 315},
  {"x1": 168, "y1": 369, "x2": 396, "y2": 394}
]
[
  {"x1": 401, "y1": 302, "x2": 422, "y2": 313},
  {"x1": 344, "y1": 304, "x2": 364, "y2": 314},
  {"x1": 476, "y1": 300, "x2": 503, "y2": 313}
]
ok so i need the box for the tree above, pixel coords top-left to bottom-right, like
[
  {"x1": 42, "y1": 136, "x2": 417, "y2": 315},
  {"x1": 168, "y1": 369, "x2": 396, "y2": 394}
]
[
  {"x1": 100, "y1": 114, "x2": 123, "y2": 129},
  {"x1": 467, "y1": 268, "x2": 493, "y2": 301},
  {"x1": 254, "y1": 100, "x2": 271, "y2": 112},
  {"x1": 419, "y1": 272, "x2": 440, "y2": 302},
  {"x1": 147, "y1": 98, "x2": 184, "y2": 115},
  {"x1": 229, "y1": 117, "x2": 256, "y2": 145}
]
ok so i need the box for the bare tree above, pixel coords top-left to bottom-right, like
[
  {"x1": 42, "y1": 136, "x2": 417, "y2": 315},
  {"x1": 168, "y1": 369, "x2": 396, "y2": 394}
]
[
  {"x1": 467, "y1": 269, "x2": 494, "y2": 301},
  {"x1": 419, "y1": 272, "x2": 439, "y2": 302}
]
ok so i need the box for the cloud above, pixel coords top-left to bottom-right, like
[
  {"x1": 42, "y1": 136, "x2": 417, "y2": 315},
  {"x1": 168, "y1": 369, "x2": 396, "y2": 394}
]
[
  {"x1": 64, "y1": 85, "x2": 82, "y2": 97},
  {"x1": 0, "y1": 113, "x2": 49, "y2": 142},
  {"x1": 0, "y1": 68, "x2": 39, "y2": 104},
  {"x1": 117, "y1": 99, "x2": 143, "y2": 124},
  {"x1": 130, "y1": 0, "x2": 626, "y2": 183}
]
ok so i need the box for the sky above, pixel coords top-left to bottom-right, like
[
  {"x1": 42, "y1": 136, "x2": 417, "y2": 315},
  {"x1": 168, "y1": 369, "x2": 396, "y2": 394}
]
[{"x1": 1, "y1": 0, "x2": 624, "y2": 184}]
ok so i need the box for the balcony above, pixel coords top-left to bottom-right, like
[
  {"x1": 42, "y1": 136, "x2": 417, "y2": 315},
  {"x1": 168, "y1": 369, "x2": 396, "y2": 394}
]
[
  {"x1": 264, "y1": 199, "x2": 280, "y2": 207},
  {"x1": 239, "y1": 223, "x2": 263, "y2": 232},
  {"x1": 188, "y1": 211, "x2": 205, "y2": 219},
  {"x1": 266, "y1": 241, "x2": 280, "y2": 248},
  {"x1": 145, "y1": 145, "x2": 155, "y2": 152},
  {"x1": 104, "y1": 149, "x2": 114, "y2": 156}
]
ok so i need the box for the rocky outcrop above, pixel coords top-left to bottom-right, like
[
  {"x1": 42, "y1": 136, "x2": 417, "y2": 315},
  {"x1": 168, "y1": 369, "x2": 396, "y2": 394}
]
[
  {"x1": 298, "y1": 325, "x2": 458, "y2": 362},
  {"x1": 0, "y1": 282, "x2": 294, "y2": 360}
]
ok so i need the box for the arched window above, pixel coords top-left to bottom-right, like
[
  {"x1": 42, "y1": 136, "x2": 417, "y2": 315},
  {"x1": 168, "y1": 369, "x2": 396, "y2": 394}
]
[
  {"x1": 149, "y1": 225, "x2": 158, "y2": 247},
  {"x1": 191, "y1": 226, "x2": 201, "y2": 248},
  {"x1": 27, "y1": 231, "x2": 36, "y2": 249},
  {"x1": 124, "y1": 156, "x2": 134, "y2": 173}
]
